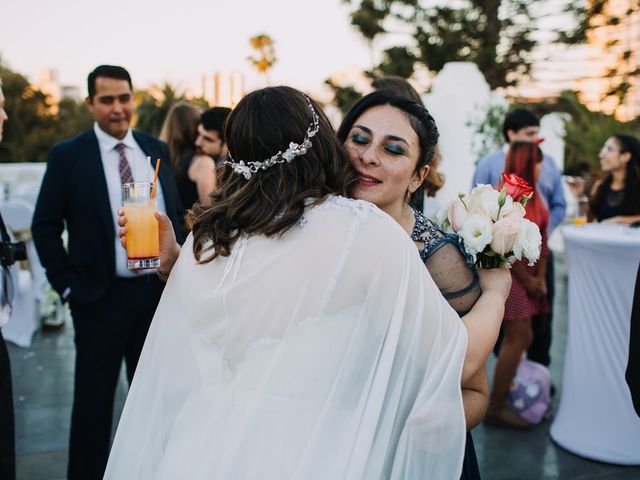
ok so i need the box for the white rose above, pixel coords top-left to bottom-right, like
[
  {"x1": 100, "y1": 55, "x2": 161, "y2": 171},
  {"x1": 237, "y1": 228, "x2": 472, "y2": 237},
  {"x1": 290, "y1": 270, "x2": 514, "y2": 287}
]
[
  {"x1": 448, "y1": 197, "x2": 469, "y2": 231},
  {"x1": 459, "y1": 213, "x2": 493, "y2": 255},
  {"x1": 496, "y1": 195, "x2": 515, "y2": 220},
  {"x1": 468, "y1": 184, "x2": 501, "y2": 221},
  {"x1": 431, "y1": 198, "x2": 452, "y2": 230},
  {"x1": 490, "y1": 217, "x2": 521, "y2": 256},
  {"x1": 503, "y1": 202, "x2": 526, "y2": 221},
  {"x1": 513, "y1": 219, "x2": 542, "y2": 265}
]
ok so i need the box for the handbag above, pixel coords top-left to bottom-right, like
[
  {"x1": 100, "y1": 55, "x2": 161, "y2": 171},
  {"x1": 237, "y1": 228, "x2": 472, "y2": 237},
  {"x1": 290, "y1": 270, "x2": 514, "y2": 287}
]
[{"x1": 507, "y1": 358, "x2": 552, "y2": 424}]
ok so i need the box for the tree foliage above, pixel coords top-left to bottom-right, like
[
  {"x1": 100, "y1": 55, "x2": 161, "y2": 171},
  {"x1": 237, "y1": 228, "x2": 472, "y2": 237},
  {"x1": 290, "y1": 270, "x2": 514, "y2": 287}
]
[
  {"x1": 134, "y1": 83, "x2": 209, "y2": 137},
  {"x1": 559, "y1": 91, "x2": 639, "y2": 175},
  {"x1": 558, "y1": 0, "x2": 640, "y2": 113},
  {"x1": 0, "y1": 62, "x2": 209, "y2": 163},
  {"x1": 467, "y1": 101, "x2": 509, "y2": 160},
  {"x1": 134, "y1": 83, "x2": 186, "y2": 137},
  {"x1": 343, "y1": 0, "x2": 537, "y2": 89},
  {"x1": 0, "y1": 63, "x2": 92, "y2": 163},
  {"x1": 324, "y1": 79, "x2": 363, "y2": 114},
  {"x1": 247, "y1": 34, "x2": 277, "y2": 84},
  {"x1": 371, "y1": 46, "x2": 418, "y2": 79}
]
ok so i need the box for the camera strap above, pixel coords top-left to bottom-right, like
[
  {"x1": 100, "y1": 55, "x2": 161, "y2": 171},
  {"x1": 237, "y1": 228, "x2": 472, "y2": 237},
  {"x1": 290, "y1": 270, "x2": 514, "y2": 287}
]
[
  {"x1": 0, "y1": 212, "x2": 12, "y2": 308},
  {"x1": 0, "y1": 212, "x2": 11, "y2": 244}
]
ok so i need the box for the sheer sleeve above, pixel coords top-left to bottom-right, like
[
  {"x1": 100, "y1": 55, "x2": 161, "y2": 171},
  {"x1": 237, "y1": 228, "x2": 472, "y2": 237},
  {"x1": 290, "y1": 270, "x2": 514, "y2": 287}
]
[
  {"x1": 423, "y1": 240, "x2": 481, "y2": 315},
  {"x1": 412, "y1": 212, "x2": 481, "y2": 316}
]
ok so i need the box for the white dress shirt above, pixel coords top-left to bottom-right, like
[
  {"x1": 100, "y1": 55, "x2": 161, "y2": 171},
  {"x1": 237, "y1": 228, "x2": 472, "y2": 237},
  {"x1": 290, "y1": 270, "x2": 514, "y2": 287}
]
[{"x1": 93, "y1": 123, "x2": 167, "y2": 277}]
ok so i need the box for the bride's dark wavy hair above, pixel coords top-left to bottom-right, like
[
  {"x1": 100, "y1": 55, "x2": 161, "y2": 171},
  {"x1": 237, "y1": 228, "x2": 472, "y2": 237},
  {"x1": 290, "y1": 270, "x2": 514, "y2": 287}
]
[{"x1": 188, "y1": 86, "x2": 358, "y2": 262}]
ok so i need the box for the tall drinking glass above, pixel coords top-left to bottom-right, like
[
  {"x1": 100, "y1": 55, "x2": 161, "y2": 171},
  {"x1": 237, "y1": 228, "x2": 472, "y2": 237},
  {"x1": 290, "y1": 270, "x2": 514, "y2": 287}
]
[{"x1": 122, "y1": 182, "x2": 160, "y2": 269}]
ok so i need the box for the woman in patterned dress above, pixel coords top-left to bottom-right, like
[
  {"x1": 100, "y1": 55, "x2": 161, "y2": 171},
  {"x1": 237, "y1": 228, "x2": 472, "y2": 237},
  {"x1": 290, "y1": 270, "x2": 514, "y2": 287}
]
[
  {"x1": 337, "y1": 91, "x2": 511, "y2": 479},
  {"x1": 486, "y1": 141, "x2": 549, "y2": 428}
]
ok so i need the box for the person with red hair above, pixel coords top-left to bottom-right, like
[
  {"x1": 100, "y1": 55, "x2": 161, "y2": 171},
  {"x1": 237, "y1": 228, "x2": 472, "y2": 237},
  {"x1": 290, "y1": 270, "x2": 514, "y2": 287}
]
[{"x1": 486, "y1": 141, "x2": 549, "y2": 428}]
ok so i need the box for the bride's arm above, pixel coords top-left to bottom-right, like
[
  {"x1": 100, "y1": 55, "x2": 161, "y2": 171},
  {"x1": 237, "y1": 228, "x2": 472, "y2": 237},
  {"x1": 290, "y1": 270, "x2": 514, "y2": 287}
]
[{"x1": 118, "y1": 208, "x2": 182, "y2": 277}]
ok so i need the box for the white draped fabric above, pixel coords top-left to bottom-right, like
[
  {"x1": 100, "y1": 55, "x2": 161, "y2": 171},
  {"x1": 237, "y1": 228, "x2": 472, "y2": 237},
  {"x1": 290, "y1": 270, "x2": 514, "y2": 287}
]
[
  {"x1": 105, "y1": 196, "x2": 467, "y2": 479},
  {"x1": 551, "y1": 224, "x2": 640, "y2": 465}
]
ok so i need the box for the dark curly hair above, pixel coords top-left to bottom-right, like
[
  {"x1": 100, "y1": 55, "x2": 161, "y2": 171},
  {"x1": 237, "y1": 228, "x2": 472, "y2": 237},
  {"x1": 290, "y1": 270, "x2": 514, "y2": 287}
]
[
  {"x1": 187, "y1": 86, "x2": 357, "y2": 262},
  {"x1": 336, "y1": 91, "x2": 440, "y2": 175}
]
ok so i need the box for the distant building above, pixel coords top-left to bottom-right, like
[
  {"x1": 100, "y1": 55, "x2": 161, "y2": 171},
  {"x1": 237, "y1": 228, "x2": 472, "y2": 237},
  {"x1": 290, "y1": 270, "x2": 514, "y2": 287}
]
[
  {"x1": 61, "y1": 85, "x2": 82, "y2": 102},
  {"x1": 36, "y1": 69, "x2": 62, "y2": 113},
  {"x1": 200, "y1": 72, "x2": 245, "y2": 107},
  {"x1": 35, "y1": 68, "x2": 83, "y2": 113}
]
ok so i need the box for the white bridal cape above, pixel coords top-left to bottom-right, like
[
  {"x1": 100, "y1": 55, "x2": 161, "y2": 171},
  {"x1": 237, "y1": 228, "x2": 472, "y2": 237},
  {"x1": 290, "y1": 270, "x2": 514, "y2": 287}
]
[{"x1": 104, "y1": 196, "x2": 467, "y2": 479}]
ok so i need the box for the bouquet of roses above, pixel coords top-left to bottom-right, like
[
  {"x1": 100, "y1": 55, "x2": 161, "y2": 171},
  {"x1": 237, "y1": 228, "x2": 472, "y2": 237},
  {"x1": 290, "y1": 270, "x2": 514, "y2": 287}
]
[{"x1": 432, "y1": 173, "x2": 542, "y2": 268}]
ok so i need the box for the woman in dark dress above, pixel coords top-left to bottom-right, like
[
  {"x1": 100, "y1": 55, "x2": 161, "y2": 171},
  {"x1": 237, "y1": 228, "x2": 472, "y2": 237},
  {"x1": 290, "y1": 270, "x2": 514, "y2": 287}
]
[
  {"x1": 589, "y1": 134, "x2": 640, "y2": 225},
  {"x1": 337, "y1": 91, "x2": 510, "y2": 480}
]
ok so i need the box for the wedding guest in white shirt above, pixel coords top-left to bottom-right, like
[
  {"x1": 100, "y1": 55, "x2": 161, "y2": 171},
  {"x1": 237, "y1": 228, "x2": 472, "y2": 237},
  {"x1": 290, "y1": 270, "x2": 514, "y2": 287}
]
[{"x1": 31, "y1": 65, "x2": 185, "y2": 480}]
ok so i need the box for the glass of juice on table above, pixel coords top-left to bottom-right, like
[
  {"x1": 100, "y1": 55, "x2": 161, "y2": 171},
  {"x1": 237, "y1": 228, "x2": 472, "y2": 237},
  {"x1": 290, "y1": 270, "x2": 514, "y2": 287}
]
[
  {"x1": 572, "y1": 195, "x2": 589, "y2": 225},
  {"x1": 123, "y1": 182, "x2": 160, "y2": 269}
]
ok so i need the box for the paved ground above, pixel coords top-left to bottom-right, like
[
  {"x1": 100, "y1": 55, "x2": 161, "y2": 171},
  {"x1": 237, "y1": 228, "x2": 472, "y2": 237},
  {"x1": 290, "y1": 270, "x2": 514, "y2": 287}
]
[{"x1": 6, "y1": 255, "x2": 640, "y2": 479}]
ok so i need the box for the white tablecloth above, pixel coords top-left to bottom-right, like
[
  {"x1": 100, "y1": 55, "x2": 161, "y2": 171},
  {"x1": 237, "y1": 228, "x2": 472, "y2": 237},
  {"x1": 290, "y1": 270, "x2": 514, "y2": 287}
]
[{"x1": 550, "y1": 224, "x2": 640, "y2": 465}]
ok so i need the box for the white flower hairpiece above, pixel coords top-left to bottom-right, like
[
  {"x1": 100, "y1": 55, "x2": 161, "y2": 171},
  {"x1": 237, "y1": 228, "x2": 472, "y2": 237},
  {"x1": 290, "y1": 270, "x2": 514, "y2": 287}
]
[{"x1": 224, "y1": 96, "x2": 321, "y2": 179}]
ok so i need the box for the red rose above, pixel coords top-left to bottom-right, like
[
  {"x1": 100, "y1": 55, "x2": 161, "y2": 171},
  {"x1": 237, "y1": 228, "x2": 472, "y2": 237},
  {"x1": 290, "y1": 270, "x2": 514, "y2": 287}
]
[{"x1": 499, "y1": 173, "x2": 534, "y2": 202}]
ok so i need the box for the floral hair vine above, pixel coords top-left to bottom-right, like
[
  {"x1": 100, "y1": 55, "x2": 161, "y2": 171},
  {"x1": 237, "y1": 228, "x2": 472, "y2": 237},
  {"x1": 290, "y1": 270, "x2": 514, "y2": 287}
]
[{"x1": 224, "y1": 96, "x2": 321, "y2": 179}]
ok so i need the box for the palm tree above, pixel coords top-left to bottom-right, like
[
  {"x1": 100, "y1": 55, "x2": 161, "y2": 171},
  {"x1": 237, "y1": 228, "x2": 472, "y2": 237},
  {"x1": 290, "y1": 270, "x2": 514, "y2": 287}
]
[
  {"x1": 134, "y1": 82, "x2": 186, "y2": 136},
  {"x1": 247, "y1": 34, "x2": 277, "y2": 86}
]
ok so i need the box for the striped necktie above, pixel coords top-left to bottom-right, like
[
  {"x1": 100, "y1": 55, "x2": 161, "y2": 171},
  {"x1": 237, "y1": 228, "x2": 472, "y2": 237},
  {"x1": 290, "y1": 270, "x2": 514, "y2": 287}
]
[{"x1": 115, "y1": 143, "x2": 134, "y2": 184}]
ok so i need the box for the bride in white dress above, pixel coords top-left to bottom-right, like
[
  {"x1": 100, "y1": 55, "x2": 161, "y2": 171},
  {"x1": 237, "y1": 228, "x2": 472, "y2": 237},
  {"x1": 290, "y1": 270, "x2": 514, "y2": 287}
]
[{"x1": 105, "y1": 86, "x2": 473, "y2": 479}]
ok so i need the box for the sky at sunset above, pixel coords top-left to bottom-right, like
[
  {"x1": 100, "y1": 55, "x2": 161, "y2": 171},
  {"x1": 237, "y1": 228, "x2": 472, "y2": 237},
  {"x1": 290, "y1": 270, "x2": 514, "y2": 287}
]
[{"x1": 1, "y1": 0, "x2": 373, "y2": 97}]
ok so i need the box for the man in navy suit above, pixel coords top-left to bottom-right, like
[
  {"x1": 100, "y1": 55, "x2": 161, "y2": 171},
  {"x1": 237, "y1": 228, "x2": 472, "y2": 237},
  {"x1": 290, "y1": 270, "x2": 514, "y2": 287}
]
[{"x1": 32, "y1": 65, "x2": 184, "y2": 480}]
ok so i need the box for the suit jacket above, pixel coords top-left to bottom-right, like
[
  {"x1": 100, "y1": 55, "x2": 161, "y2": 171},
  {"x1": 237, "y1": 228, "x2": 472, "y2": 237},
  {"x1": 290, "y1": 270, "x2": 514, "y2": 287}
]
[{"x1": 32, "y1": 129, "x2": 185, "y2": 305}]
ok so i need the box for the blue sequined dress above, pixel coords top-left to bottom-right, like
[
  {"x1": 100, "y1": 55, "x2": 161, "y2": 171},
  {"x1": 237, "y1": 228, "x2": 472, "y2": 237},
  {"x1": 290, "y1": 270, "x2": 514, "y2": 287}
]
[
  {"x1": 411, "y1": 208, "x2": 482, "y2": 480},
  {"x1": 410, "y1": 209, "x2": 481, "y2": 315}
]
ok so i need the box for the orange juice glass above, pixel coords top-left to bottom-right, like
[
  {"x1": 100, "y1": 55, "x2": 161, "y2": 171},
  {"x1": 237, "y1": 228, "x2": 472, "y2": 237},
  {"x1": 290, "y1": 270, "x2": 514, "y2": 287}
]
[{"x1": 122, "y1": 182, "x2": 160, "y2": 269}]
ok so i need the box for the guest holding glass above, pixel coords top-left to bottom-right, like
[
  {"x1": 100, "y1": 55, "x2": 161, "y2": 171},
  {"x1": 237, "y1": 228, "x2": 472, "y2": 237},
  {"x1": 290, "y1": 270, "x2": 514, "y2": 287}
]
[
  {"x1": 31, "y1": 65, "x2": 185, "y2": 480},
  {"x1": 589, "y1": 133, "x2": 640, "y2": 225}
]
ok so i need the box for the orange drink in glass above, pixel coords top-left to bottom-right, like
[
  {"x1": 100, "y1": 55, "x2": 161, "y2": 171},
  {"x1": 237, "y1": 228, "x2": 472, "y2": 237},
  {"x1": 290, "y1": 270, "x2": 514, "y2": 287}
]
[
  {"x1": 572, "y1": 196, "x2": 589, "y2": 225},
  {"x1": 123, "y1": 182, "x2": 160, "y2": 269}
]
